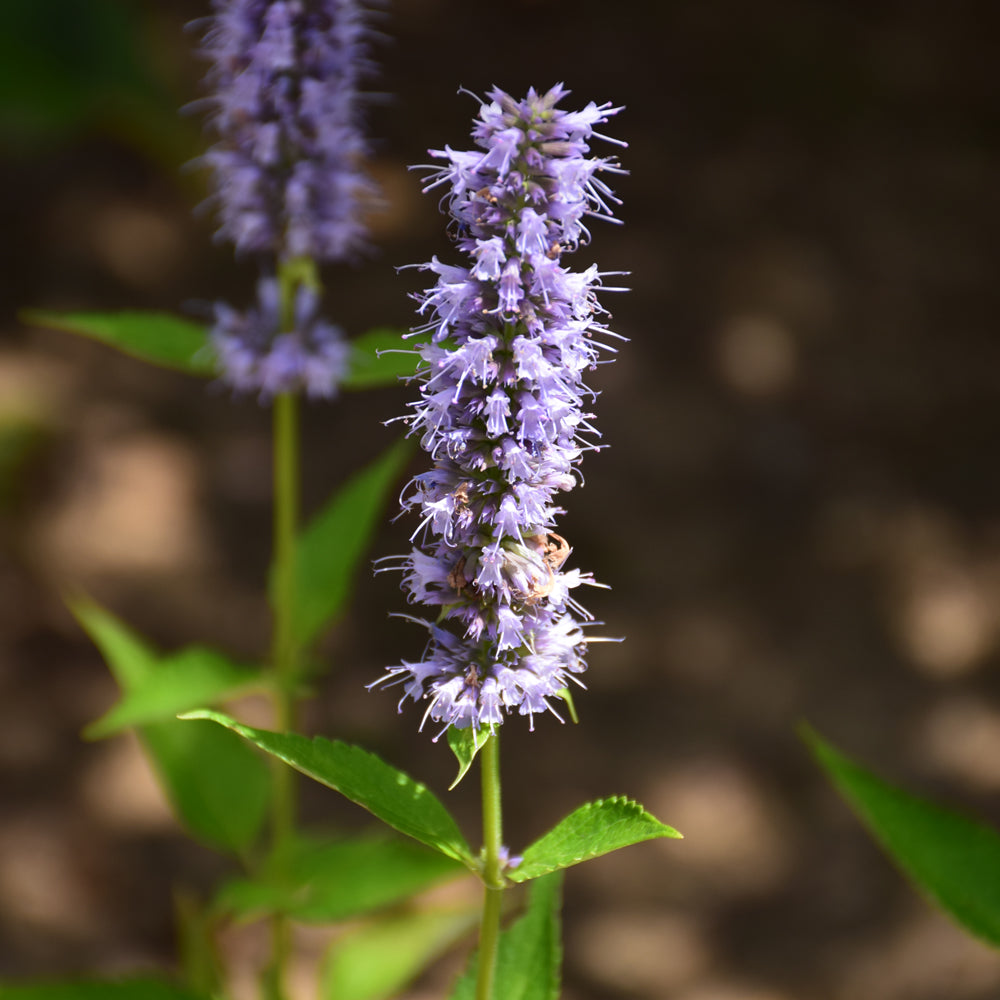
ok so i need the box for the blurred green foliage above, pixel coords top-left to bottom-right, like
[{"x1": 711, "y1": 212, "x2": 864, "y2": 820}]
[
  {"x1": 0, "y1": 415, "x2": 47, "y2": 513},
  {"x1": 0, "y1": 0, "x2": 197, "y2": 165}
]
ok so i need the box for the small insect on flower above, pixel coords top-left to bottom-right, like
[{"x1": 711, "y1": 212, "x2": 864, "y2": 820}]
[{"x1": 448, "y1": 555, "x2": 470, "y2": 594}]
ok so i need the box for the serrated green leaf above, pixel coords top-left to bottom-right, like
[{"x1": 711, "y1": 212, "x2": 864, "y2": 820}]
[
  {"x1": 218, "y1": 832, "x2": 466, "y2": 923},
  {"x1": 274, "y1": 439, "x2": 411, "y2": 648},
  {"x1": 446, "y1": 725, "x2": 492, "y2": 791},
  {"x1": 508, "y1": 797, "x2": 681, "y2": 883},
  {"x1": 450, "y1": 873, "x2": 563, "y2": 1000},
  {"x1": 183, "y1": 711, "x2": 475, "y2": 865},
  {"x1": 0, "y1": 980, "x2": 211, "y2": 1000},
  {"x1": 804, "y1": 724, "x2": 1000, "y2": 948},
  {"x1": 22, "y1": 310, "x2": 213, "y2": 375},
  {"x1": 342, "y1": 328, "x2": 421, "y2": 390},
  {"x1": 71, "y1": 598, "x2": 272, "y2": 855},
  {"x1": 86, "y1": 645, "x2": 264, "y2": 739},
  {"x1": 322, "y1": 905, "x2": 478, "y2": 1000}
]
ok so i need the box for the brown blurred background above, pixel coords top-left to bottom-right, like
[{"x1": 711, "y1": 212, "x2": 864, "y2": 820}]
[{"x1": 3, "y1": 0, "x2": 1000, "y2": 997}]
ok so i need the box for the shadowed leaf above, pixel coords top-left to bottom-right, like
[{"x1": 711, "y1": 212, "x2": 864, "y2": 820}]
[
  {"x1": 321, "y1": 905, "x2": 478, "y2": 1000},
  {"x1": 342, "y1": 328, "x2": 421, "y2": 389},
  {"x1": 0, "y1": 980, "x2": 211, "y2": 1000},
  {"x1": 218, "y1": 832, "x2": 465, "y2": 923},
  {"x1": 450, "y1": 873, "x2": 563, "y2": 1000},
  {"x1": 805, "y1": 725, "x2": 1000, "y2": 949},
  {"x1": 71, "y1": 598, "x2": 271, "y2": 854},
  {"x1": 86, "y1": 645, "x2": 264, "y2": 739},
  {"x1": 274, "y1": 439, "x2": 411, "y2": 647},
  {"x1": 22, "y1": 310, "x2": 213, "y2": 375}
]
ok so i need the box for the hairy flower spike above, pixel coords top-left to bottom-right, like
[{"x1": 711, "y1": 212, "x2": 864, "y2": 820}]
[
  {"x1": 212, "y1": 277, "x2": 350, "y2": 398},
  {"x1": 373, "y1": 85, "x2": 626, "y2": 733},
  {"x1": 198, "y1": 0, "x2": 377, "y2": 261}
]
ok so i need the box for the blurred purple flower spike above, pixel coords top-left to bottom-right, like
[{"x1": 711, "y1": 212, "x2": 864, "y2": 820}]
[
  {"x1": 198, "y1": 0, "x2": 377, "y2": 262},
  {"x1": 211, "y1": 277, "x2": 350, "y2": 398}
]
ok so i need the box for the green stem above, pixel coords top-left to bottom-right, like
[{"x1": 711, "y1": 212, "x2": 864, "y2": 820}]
[
  {"x1": 265, "y1": 258, "x2": 309, "y2": 1000},
  {"x1": 271, "y1": 389, "x2": 300, "y2": 840},
  {"x1": 476, "y1": 731, "x2": 504, "y2": 1000}
]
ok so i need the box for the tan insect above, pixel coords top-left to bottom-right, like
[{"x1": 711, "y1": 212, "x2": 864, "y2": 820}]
[
  {"x1": 448, "y1": 554, "x2": 469, "y2": 594},
  {"x1": 463, "y1": 664, "x2": 482, "y2": 691},
  {"x1": 540, "y1": 532, "x2": 571, "y2": 572},
  {"x1": 520, "y1": 532, "x2": 571, "y2": 606}
]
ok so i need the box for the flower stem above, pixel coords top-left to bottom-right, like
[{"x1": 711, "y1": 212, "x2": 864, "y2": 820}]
[
  {"x1": 264, "y1": 260, "x2": 306, "y2": 999},
  {"x1": 271, "y1": 389, "x2": 300, "y2": 838},
  {"x1": 476, "y1": 730, "x2": 504, "y2": 1000},
  {"x1": 264, "y1": 391, "x2": 300, "y2": 1000}
]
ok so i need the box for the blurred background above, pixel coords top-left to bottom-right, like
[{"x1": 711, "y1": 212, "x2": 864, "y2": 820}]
[{"x1": 2, "y1": 0, "x2": 1000, "y2": 997}]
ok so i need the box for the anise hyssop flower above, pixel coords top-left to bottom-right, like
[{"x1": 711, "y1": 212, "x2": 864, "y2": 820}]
[{"x1": 373, "y1": 85, "x2": 627, "y2": 732}]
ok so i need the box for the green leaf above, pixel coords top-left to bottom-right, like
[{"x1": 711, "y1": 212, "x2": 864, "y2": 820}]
[
  {"x1": 0, "y1": 0, "x2": 165, "y2": 144},
  {"x1": 22, "y1": 310, "x2": 214, "y2": 376},
  {"x1": 450, "y1": 873, "x2": 563, "y2": 1000},
  {"x1": 276, "y1": 439, "x2": 412, "y2": 648},
  {"x1": 85, "y1": 646, "x2": 264, "y2": 739},
  {"x1": 804, "y1": 725, "x2": 1000, "y2": 948},
  {"x1": 70, "y1": 598, "x2": 272, "y2": 855},
  {"x1": 321, "y1": 906, "x2": 478, "y2": 1000},
  {"x1": 67, "y1": 595, "x2": 156, "y2": 690},
  {"x1": 0, "y1": 981, "x2": 211, "y2": 1000},
  {"x1": 218, "y1": 832, "x2": 466, "y2": 923},
  {"x1": 447, "y1": 725, "x2": 492, "y2": 790},
  {"x1": 142, "y1": 717, "x2": 273, "y2": 855},
  {"x1": 342, "y1": 328, "x2": 421, "y2": 390},
  {"x1": 508, "y1": 797, "x2": 681, "y2": 883},
  {"x1": 182, "y1": 711, "x2": 475, "y2": 865},
  {"x1": 555, "y1": 687, "x2": 579, "y2": 724},
  {"x1": 174, "y1": 889, "x2": 223, "y2": 998}
]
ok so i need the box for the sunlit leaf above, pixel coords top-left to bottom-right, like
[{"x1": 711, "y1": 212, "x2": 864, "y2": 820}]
[
  {"x1": 182, "y1": 711, "x2": 475, "y2": 865},
  {"x1": 555, "y1": 687, "x2": 579, "y2": 724},
  {"x1": 508, "y1": 797, "x2": 681, "y2": 883},
  {"x1": 446, "y1": 725, "x2": 492, "y2": 790}
]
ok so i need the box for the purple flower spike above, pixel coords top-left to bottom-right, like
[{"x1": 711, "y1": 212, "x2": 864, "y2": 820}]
[
  {"x1": 212, "y1": 277, "x2": 350, "y2": 398},
  {"x1": 372, "y1": 86, "x2": 626, "y2": 733},
  {"x1": 197, "y1": 0, "x2": 377, "y2": 261}
]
